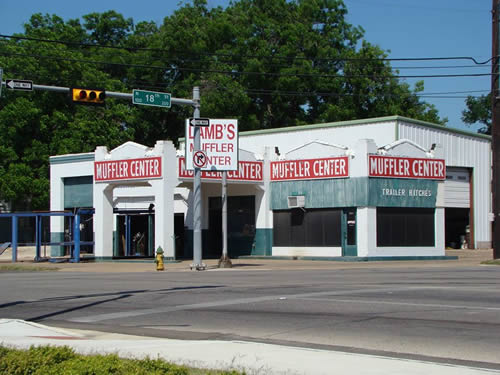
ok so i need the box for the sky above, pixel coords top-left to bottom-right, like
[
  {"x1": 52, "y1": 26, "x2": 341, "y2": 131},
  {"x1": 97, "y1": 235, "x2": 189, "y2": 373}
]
[{"x1": 0, "y1": 0, "x2": 492, "y2": 133}]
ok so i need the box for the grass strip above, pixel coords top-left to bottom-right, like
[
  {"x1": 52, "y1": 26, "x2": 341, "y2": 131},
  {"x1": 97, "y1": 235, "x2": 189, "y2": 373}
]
[
  {"x1": 0, "y1": 264, "x2": 59, "y2": 272},
  {"x1": 0, "y1": 345, "x2": 244, "y2": 375},
  {"x1": 481, "y1": 259, "x2": 500, "y2": 265}
]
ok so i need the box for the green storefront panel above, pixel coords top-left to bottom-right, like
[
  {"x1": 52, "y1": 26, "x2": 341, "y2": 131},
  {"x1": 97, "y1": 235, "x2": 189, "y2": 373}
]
[
  {"x1": 271, "y1": 178, "x2": 368, "y2": 210},
  {"x1": 271, "y1": 177, "x2": 437, "y2": 209},
  {"x1": 368, "y1": 178, "x2": 437, "y2": 208},
  {"x1": 64, "y1": 176, "x2": 93, "y2": 208}
]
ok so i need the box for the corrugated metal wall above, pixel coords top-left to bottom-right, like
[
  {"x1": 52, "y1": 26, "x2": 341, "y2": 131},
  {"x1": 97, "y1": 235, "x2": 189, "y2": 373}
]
[{"x1": 398, "y1": 121, "x2": 491, "y2": 247}]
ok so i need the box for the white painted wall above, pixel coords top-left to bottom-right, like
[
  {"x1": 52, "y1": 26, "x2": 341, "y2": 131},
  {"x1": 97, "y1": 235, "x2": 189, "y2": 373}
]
[
  {"x1": 239, "y1": 120, "x2": 397, "y2": 157},
  {"x1": 92, "y1": 141, "x2": 177, "y2": 258},
  {"x1": 49, "y1": 154, "x2": 94, "y2": 240},
  {"x1": 273, "y1": 247, "x2": 342, "y2": 257}
]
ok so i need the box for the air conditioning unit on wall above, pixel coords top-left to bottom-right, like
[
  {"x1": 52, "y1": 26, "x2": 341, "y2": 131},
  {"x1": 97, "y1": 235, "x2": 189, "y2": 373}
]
[{"x1": 287, "y1": 195, "x2": 305, "y2": 208}]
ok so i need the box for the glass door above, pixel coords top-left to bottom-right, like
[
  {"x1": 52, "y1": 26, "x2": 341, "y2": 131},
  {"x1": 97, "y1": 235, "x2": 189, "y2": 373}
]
[{"x1": 342, "y1": 208, "x2": 357, "y2": 256}]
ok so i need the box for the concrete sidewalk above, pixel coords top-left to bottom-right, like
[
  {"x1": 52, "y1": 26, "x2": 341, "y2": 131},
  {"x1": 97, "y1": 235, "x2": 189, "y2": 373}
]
[
  {"x1": 1, "y1": 319, "x2": 499, "y2": 375},
  {"x1": 0, "y1": 247, "x2": 495, "y2": 273}
]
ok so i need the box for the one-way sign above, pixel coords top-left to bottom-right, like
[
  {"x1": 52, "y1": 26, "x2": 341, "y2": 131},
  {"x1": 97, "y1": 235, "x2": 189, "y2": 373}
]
[
  {"x1": 189, "y1": 117, "x2": 210, "y2": 127},
  {"x1": 6, "y1": 79, "x2": 33, "y2": 91}
]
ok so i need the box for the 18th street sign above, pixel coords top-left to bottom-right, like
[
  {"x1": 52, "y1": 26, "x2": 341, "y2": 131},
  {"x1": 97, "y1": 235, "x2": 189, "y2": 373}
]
[{"x1": 132, "y1": 89, "x2": 171, "y2": 108}]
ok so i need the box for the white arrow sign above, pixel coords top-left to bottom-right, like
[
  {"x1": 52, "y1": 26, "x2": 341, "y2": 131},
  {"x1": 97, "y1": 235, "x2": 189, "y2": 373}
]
[
  {"x1": 189, "y1": 117, "x2": 210, "y2": 127},
  {"x1": 6, "y1": 79, "x2": 33, "y2": 91}
]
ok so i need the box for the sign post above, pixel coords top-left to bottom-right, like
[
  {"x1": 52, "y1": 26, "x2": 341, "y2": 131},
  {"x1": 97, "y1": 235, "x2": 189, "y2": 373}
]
[
  {"x1": 185, "y1": 118, "x2": 239, "y2": 268},
  {"x1": 191, "y1": 87, "x2": 204, "y2": 270}
]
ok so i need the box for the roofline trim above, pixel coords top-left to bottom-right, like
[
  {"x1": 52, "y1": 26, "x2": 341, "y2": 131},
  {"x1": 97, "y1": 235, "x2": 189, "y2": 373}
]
[
  {"x1": 50, "y1": 153, "x2": 95, "y2": 165},
  {"x1": 235, "y1": 115, "x2": 491, "y2": 141}
]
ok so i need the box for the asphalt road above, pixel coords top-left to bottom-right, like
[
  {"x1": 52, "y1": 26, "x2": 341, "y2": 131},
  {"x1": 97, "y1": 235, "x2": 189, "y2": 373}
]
[{"x1": 1, "y1": 265, "x2": 499, "y2": 369}]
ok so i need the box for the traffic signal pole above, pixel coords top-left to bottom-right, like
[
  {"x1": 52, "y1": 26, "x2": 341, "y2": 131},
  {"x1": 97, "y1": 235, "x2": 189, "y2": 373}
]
[
  {"x1": 492, "y1": 0, "x2": 500, "y2": 259},
  {"x1": 1, "y1": 78, "x2": 204, "y2": 265},
  {"x1": 0, "y1": 81, "x2": 195, "y2": 106},
  {"x1": 191, "y1": 86, "x2": 205, "y2": 270}
]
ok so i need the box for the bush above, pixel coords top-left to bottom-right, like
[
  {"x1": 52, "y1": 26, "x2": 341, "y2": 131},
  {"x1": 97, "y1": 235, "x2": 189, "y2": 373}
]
[{"x1": 0, "y1": 346, "x2": 243, "y2": 374}]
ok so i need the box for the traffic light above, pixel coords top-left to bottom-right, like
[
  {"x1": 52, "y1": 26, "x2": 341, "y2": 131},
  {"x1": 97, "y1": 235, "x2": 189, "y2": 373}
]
[{"x1": 71, "y1": 88, "x2": 105, "y2": 105}]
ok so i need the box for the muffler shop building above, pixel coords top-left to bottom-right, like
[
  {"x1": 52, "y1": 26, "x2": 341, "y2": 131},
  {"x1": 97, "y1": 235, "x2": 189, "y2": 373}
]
[{"x1": 49, "y1": 116, "x2": 491, "y2": 260}]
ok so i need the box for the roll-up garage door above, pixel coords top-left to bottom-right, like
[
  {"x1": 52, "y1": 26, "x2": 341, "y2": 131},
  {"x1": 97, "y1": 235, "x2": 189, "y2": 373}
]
[{"x1": 444, "y1": 168, "x2": 470, "y2": 208}]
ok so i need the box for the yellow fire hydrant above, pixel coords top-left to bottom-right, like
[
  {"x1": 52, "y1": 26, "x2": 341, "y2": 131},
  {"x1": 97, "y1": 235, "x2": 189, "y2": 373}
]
[{"x1": 155, "y1": 246, "x2": 165, "y2": 271}]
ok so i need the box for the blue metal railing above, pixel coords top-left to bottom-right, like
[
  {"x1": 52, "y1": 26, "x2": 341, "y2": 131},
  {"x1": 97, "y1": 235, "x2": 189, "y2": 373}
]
[{"x1": 0, "y1": 209, "x2": 94, "y2": 263}]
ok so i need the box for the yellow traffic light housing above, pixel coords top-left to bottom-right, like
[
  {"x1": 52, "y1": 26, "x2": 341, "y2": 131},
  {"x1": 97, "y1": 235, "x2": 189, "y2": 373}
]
[{"x1": 71, "y1": 88, "x2": 105, "y2": 105}]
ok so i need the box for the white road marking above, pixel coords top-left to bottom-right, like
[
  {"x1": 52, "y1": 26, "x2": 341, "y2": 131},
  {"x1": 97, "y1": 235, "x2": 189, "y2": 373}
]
[{"x1": 68, "y1": 286, "x2": 460, "y2": 323}]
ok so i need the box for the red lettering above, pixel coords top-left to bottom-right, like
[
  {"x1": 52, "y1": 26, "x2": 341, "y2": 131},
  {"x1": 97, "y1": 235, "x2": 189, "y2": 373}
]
[
  {"x1": 215, "y1": 124, "x2": 223, "y2": 139},
  {"x1": 227, "y1": 124, "x2": 236, "y2": 140}
]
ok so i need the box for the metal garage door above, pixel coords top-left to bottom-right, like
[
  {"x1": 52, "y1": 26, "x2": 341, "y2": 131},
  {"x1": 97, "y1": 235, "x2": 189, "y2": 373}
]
[{"x1": 444, "y1": 168, "x2": 470, "y2": 208}]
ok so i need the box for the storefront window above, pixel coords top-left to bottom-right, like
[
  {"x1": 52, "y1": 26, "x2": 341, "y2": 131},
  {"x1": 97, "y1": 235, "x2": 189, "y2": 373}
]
[
  {"x1": 273, "y1": 208, "x2": 341, "y2": 247},
  {"x1": 376, "y1": 207, "x2": 435, "y2": 247},
  {"x1": 208, "y1": 195, "x2": 255, "y2": 257}
]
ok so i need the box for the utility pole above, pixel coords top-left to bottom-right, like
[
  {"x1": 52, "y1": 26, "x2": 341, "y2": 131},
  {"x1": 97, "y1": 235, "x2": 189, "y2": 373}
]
[
  {"x1": 492, "y1": 0, "x2": 500, "y2": 259},
  {"x1": 191, "y1": 86, "x2": 206, "y2": 270}
]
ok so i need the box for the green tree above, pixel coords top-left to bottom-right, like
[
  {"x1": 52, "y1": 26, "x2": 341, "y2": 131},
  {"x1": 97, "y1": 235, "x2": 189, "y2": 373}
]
[
  {"x1": 0, "y1": 13, "x2": 135, "y2": 209},
  {"x1": 462, "y1": 94, "x2": 491, "y2": 134},
  {"x1": 0, "y1": 1, "x2": 448, "y2": 209}
]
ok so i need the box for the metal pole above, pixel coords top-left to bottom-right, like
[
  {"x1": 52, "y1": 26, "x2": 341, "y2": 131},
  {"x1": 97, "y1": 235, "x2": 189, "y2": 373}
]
[
  {"x1": 492, "y1": 0, "x2": 500, "y2": 259},
  {"x1": 192, "y1": 86, "x2": 205, "y2": 270},
  {"x1": 219, "y1": 171, "x2": 232, "y2": 267},
  {"x1": 73, "y1": 211, "x2": 80, "y2": 263},
  {"x1": 35, "y1": 215, "x2": 42, "y2": 261},
  {"x1": 11, "y1": 216, "x2": 18, "y2": 263},
  {"x1": 0, "y1": 82, "x2": 196, "y2": 106}
]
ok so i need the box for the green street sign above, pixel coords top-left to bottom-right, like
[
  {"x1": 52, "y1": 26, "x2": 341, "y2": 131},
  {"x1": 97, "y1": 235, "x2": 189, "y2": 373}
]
[{"x1": 132, "y1": 89, "x2": 171, "y2": 108}]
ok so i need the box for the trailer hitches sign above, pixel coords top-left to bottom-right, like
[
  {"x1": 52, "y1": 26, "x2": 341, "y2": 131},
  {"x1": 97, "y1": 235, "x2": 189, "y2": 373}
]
[
  {"x1": 185, "y1": 119, "x2": 238, "y2": 171},
  {"x1": 271, "y1": 157, "x2": 349, "y2": 181},
  {"x1": 368, "y1": 155, "x2": 445, "y2": 180},
  {"x1": 94, "y1": 157, "x2": 162, "y2": 182}
]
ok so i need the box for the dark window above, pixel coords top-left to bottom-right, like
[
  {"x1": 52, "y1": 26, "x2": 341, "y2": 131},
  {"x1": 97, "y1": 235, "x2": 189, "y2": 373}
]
[
  {"x1": 377, "y1": 207, "x2": 435, "y2": 247},
  {"x1": 208, "y1": 195, "x2": 255, "y2": 257},
  {"x1": 273, "y1": 208, "x2": 341, "y2": 247}
]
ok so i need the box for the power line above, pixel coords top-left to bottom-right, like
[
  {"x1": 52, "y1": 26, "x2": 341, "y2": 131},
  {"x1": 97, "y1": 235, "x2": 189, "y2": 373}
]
[
  {"x1": 345, "y1": 0, "x2": 489, "y2": 13},
  {"x1": 2, "y1": 69, "x2": 490, "y2": 99},
  {"x1": 0, "y1": 34, "x2": 493, "y2": 65},
  {"x1": 0, "y1": 38, "x2": 491, "y2": 74},
  {"x1": 0, "y1": 51, "x2": 495, "y2": 80}
]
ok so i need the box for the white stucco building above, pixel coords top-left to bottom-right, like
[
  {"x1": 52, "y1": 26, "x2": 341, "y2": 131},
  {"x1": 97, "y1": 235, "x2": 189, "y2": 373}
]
[{"x1": 49, "y1": 116, "x2": 491, "y2": 260}]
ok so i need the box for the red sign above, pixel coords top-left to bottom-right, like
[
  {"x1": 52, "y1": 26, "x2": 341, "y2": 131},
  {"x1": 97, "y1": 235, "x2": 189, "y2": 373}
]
[
  {"x1": 270, "y1": 157, "x2": 349, "y2": 181},
  {"x1": 178, "y1": 157, "x2": 263, "y2": 182},
  {"x1": 94, "y1": 157, "x2": 162, "y2": 182},
  {"x1": 193, "y1": 151, "x2": 207, "y2": 168},
  {"x1": 368, "y1": 155, "x2": 445, "y2": 180}
]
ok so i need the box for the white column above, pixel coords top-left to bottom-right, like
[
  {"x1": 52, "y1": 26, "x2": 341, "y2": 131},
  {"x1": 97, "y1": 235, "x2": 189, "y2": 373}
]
[
  {"x1": 152, "y1": 140, "x2": 177, "y2": 258},
  {"x1": 435, "y1": 207, "x2": 445, "y2": 255},
  {"x1": 93, "y1": 184, "x2": 114, "y2": 258}
]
